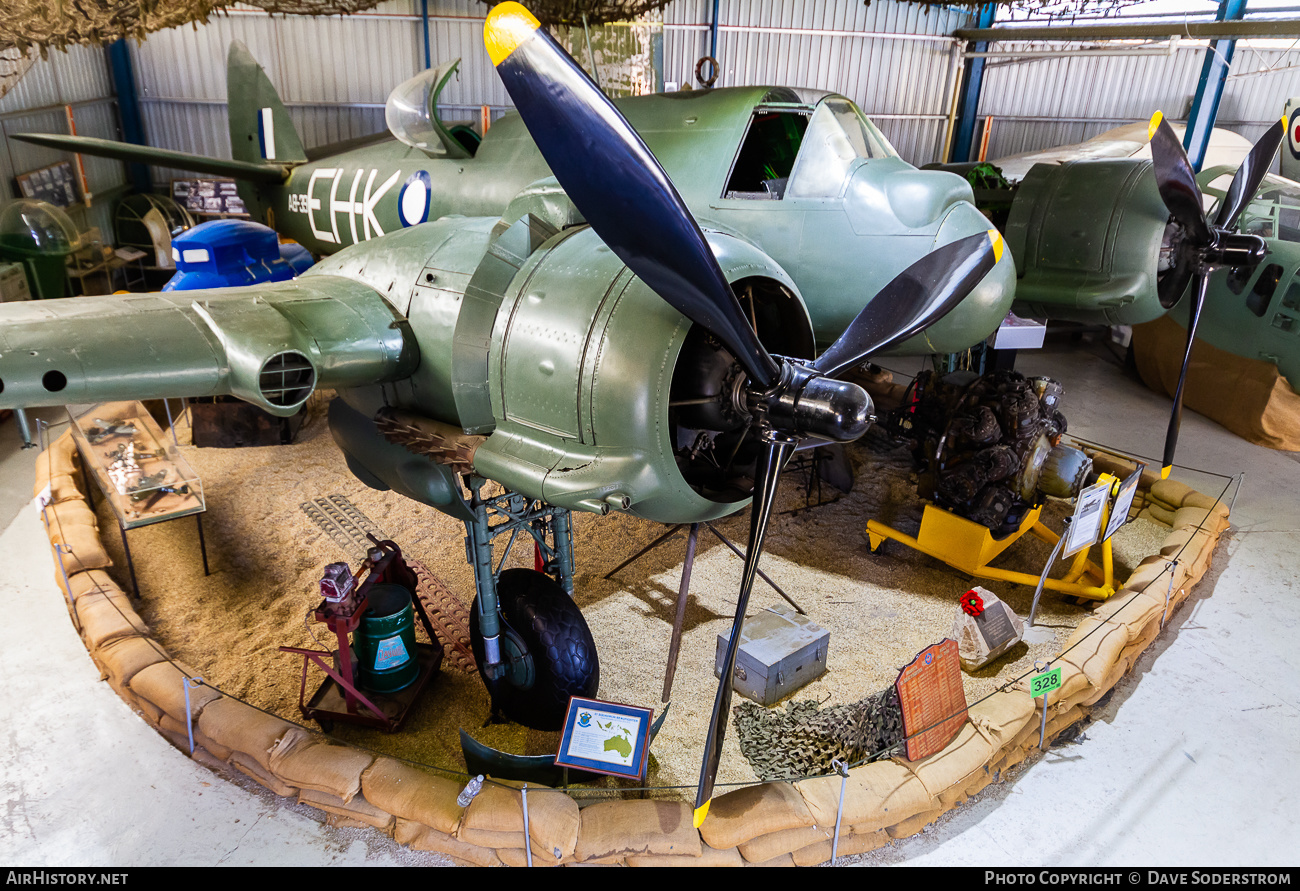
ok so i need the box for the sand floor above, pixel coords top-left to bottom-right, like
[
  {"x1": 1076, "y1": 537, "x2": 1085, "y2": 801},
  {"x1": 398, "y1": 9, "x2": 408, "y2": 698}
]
[{"x1": 95, "y1": 397, "x2": 1167, "y2": 801}]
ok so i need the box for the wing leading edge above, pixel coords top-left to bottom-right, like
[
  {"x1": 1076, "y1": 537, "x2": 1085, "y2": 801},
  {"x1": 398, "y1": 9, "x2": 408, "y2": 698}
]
[{"x1": 0, "y1": 276, "x2": 417, "y2": 417}]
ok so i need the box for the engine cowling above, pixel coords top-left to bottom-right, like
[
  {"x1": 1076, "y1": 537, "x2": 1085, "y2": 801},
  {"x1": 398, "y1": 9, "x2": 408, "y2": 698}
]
[
  {"x1": 467, "y1": 223, "x2": 815, "y2": 522},
  {"x1": 1005, "y1": 159, "x2": 1173, "y2": 326}
]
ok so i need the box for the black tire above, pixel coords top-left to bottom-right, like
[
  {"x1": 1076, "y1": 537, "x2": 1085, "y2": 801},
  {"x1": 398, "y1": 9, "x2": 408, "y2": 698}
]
[{"x1": 470, "y1": 568, "x2": 599, "y2": 730}]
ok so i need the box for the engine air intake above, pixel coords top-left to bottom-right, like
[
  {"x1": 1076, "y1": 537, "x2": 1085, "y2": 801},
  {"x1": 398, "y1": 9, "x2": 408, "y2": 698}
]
[{"x1": 259, "y1": 351, "x2": 315, "y2": 407}]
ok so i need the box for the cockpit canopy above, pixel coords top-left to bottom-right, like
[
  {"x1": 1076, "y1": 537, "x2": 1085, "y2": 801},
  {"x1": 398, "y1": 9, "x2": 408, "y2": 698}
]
[
  {"x1": 385, "y1": 60, "x2": 480, "y2": 159},
  {"x1": 724, "y1": 92, "x2": 898, "y2": 200}
]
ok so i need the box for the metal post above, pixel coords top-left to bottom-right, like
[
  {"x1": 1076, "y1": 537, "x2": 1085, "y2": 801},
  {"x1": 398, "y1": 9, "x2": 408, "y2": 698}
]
[
  {"x1": 163, "y1": 399, "x2": 178, "y2": 447},
  {"x1": 421, "y1": 0, "x2": 431, "y2": 70},
  {"x1": 662, "y1": 523, "x2": 700, "y2": 702},
  {"x1": 1161, "y1": 560, "x2": 1177, "y2": 630},
  {"x1": 183, "y1": 677, "x2": 203, "y2": 755},
  {"x1": 1028, "y1": 519, "x2": 1068, "y2": 627},
  {"x1": 15, "y1": 409, "x2": 36, "y2": 449},
  {"x1": 1184, "y1": 0, "x2": 1249, "y2": 171},
  {"x1": 709, "y1": 0, "x2": 721, "y2": 62},
  {"x1": 830, "y1": 758, "x2": 850, "y2": 865},
  {"x1": 951, "y1": 4, "x2": 998, "y2": 163},
  {"x1": 106, "y1": 40, "x2": 151, "y2": 193},
  {"x1": 521, "y1": 784, "x2": 533, "y2": 868},
  {"x1": 581, "y1": 14, "x2": 601, "y2": 89}
]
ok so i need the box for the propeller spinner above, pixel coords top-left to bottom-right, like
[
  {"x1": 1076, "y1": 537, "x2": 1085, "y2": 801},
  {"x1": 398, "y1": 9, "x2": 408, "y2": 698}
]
[
  {"x1": 1148, "y1": 111, "x2": 1282, "y2": 478},
  {"x1": 485, "y1": 1, "x2": 1001, "y2": 824}
]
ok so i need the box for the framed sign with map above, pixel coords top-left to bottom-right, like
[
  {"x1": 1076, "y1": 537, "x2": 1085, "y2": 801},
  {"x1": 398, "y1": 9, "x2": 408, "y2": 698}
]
[{"x1": 555, "y1": 697, "x2": 653, "y2": 781}]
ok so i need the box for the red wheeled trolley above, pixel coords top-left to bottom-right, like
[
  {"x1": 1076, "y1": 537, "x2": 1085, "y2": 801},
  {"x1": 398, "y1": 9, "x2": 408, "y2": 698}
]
[{"x1": 281, "y1": 537, "x2": 442, "y2": 732}]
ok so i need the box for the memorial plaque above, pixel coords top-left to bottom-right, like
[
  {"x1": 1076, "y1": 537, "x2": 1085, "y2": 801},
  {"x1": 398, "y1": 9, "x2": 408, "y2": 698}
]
[
  {"x1": 895, "y1": 639, "x2": 968, "y2": 761},
  {"x1": 974, "y1": 600, "x2": 1018, "y2": 651}
]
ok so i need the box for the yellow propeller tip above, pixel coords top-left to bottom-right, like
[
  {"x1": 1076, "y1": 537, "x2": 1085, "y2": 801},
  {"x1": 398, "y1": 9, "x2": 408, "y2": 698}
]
[
  {"x1": 987, "y1": 228, "x2": 1005, "y2": 264},
  {"x1": 693, "y1": 800, "x2": 711, "y2": 828},
  {"x1": 1148, "y1": 111, "x2": 1164, "y2": 140},
  {"x1": 1160, "y1": 465, "x2": 1172, "y2": 480},
  {"x1": 484, "y1": 1, "x2": 540, "y2": 66}
]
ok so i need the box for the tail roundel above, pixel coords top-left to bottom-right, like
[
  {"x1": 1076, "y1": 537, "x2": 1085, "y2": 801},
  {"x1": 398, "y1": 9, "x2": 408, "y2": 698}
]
[
  {"x1": 1282, "y1": 98, "x2": 1300, "y2": 182},
  {"x1": 227, "y1": 40, "x2": 306, "y2": 167}
]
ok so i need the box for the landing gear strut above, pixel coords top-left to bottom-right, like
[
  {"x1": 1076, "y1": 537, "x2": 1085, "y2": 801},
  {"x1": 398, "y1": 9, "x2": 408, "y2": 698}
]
[{"x1": 463, "y1": 476, "x2": 599, "y2": 729}]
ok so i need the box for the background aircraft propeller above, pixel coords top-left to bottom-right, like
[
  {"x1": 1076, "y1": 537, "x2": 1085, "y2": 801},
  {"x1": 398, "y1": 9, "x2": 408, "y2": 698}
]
[
  {"x1": 1148, "y1": 112, "x2": 1282, "y2": 477},
  {"x1": 484, "y1": 1, "x2": 1000, "y2": 824}
]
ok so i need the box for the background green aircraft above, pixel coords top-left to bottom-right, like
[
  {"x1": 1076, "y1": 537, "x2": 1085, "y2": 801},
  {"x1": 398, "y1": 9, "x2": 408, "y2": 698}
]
[{"x1": 0, "y1": 3, "x2": 1008, "y2": 817}]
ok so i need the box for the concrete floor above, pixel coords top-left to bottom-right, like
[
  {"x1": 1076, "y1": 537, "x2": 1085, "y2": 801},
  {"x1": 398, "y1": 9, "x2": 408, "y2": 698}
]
[{"x1": 1, "y1": 339, "x2": 1297, "y2": 867}]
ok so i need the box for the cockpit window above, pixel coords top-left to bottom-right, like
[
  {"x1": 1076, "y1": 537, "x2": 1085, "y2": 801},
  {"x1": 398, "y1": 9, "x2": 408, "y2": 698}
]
[
  {"x1": 787, "y1": 98, "x2": 897, "y2": 199},
  {"x1": 1205, "y1": 173, "x2": 1300, "y2": 243},
  {"x1": 723, "y1": 111, "x2": 810, "y2": 199}
]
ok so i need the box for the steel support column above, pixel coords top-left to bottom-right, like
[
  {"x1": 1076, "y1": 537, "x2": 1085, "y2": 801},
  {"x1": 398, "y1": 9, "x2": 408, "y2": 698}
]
[
  {"x1": 1185, "y1": 0, "x2": 1249, "y2": 171},
  {"x1": 106, "y1": 40, "x2": 150, "y2": 193},
  {"x1": 421, "y1": 0, "x2": 431, "y2": 69},
  {"x1": 951, "y1": 4, "x2": 998, "y2": 163}
]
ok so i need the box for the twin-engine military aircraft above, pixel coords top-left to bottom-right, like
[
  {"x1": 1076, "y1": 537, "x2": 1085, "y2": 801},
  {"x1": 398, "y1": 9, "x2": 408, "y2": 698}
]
[
  {"x1": 3, "y1": 2, "x2": 1275, "y2": 817},
  {"x1": 2, "y1": 2, "x2": 1008, "y2": 819}
]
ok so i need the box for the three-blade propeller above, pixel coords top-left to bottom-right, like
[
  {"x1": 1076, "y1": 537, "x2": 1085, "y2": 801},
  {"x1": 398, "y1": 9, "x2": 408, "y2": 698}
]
[
  {"x1": 1147, "y1": 111, "x2": 1282, "y2": 477},
  {"x1": 485, "y1": 1, "x2": 1000, "y2": 824}
]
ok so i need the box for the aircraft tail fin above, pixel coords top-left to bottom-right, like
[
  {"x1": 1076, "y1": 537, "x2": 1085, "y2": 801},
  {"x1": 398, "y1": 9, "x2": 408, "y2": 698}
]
[
  {"x1": 1282, "y1": 98, "x2": 1300, "y2": 182},
  {"x1": 228, "y1": 40, "x2": 306, "y2": 166}
]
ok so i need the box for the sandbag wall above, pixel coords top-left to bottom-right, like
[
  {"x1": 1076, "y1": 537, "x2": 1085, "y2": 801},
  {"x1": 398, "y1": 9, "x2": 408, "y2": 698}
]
[{"x1": 34, "y1": 430, "x2": 1230, "y2": 866}]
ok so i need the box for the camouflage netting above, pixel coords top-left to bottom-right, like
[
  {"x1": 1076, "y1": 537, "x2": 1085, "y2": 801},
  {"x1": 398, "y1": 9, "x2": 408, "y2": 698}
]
[
  {"x1": 0, "y1": 1, "x2": 387, "y2": 55},
  {"x1": 476, "y1": 1, "x2": 671, "y2": 27},
  {"x1": 735, "y1": 688, "x2": 905, "y2": 782}
]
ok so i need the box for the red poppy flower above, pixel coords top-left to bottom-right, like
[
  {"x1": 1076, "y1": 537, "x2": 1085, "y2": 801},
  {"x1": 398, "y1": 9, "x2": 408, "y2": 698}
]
[{"x1": 962, "y1": 590, "x2": 984, "y2": 617}]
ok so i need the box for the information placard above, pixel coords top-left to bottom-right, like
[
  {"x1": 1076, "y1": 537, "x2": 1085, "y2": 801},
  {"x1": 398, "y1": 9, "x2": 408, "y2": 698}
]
[
  {"x1": 895, "y1": 639, "x2": 968, "y2": 761},
  {"x1": 554, "y1": 697, "x2": 653, "y2": 781},
  {"x1": 1062, "y1": 479, "x2": 1110, "y2": 557},
  {"x1": 1103, "y1": 465, "x2": 1145, "y2": 543}
]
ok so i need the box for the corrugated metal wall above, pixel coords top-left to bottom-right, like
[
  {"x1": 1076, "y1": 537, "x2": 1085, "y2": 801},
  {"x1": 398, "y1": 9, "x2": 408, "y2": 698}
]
[
  {"x1": 13, "y1": 2, "x2": 1300, "y2": 229},
  {"x1": 974, "y1": 39, "x2": 1300, "y2": 166},
  {"x1": 128, "y1": 0, "x2": 973, "y2": 171},
  {"x1": 0, "y1": 45, "x2": 124, "y2": 241}
]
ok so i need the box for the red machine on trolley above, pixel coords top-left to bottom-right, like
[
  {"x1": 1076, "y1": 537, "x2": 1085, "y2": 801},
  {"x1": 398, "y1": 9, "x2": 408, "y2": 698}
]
[{"x1": 281, "y1": 537, "x2": 442, "y2": 732}]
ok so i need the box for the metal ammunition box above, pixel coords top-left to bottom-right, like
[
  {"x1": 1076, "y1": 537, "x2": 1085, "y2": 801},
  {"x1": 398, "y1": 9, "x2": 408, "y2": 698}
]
[{"x1": 714, "y1": 606, "x2": 829, "y2": 706}]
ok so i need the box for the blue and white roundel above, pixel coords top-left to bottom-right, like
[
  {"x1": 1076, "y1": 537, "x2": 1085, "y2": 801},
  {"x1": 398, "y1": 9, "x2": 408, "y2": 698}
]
[{"x1": 398, "y1": 170, "x2": 432, "y2": 227}]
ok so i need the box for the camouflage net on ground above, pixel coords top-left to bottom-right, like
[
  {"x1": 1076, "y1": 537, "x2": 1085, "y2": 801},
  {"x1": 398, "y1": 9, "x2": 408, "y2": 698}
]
[{"x1": 735, "y1": 688, "x2": 905, "y2": 782}]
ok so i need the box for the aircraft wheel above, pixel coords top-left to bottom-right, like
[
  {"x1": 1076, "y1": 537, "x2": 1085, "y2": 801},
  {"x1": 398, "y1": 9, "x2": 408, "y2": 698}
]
[{"x1": 470, "y1": 568, "x2": 599, "y2": 731}]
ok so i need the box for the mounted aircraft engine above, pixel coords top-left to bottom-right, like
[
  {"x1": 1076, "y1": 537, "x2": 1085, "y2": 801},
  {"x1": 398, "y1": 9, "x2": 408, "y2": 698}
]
[
  {"x1": 889, "y1": 370, "x2": 1094, "y2": 536},
  {"x1": 1004, "y1": 158, "x2": 1173, "y2": 327}
]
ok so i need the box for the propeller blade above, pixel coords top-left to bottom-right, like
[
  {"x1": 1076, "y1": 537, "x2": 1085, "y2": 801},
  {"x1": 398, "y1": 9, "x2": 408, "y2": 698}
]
[
  {"x1": 1160, "y1": 273, "x2": 1211, "y2": 479},
  {"x1": 1148, "y1": 112, "x2": 1213, "y2": 248},
  {"x1": 484, "y1": 2, "x2": 780, "y2": 388},
  {"x1": 811, "y1": 230, "x2": 1002, "y2": 379},
  {"x1": 693, "y1": 431, "x2": 798, "y2": 827},
  {"x1": 1213, "y1": 116, "x2": 1285, "y2": 231}
]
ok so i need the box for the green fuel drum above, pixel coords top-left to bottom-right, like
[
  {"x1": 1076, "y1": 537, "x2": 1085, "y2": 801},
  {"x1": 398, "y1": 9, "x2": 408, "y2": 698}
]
[{"x1": 354, "y1": 583, "x2": 418, "y2": 693}]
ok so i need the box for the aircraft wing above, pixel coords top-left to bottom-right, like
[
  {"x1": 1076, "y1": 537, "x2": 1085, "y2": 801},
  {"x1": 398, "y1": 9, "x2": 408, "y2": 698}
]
[
  {"x1": 993, "y1": 120, "x2": 1251, "y2": 182},
  {"x1": 10, "y1": 133, "x2": 288, "y2": 183},
  {"x1": 0, "y1": 276, "x2": 416, "y2": 417}
]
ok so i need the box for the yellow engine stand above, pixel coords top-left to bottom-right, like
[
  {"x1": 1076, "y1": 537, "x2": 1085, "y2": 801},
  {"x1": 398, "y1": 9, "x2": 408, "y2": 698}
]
[{"x1": 866, "y1": 487, "x2": 1117, "y2": 602}]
